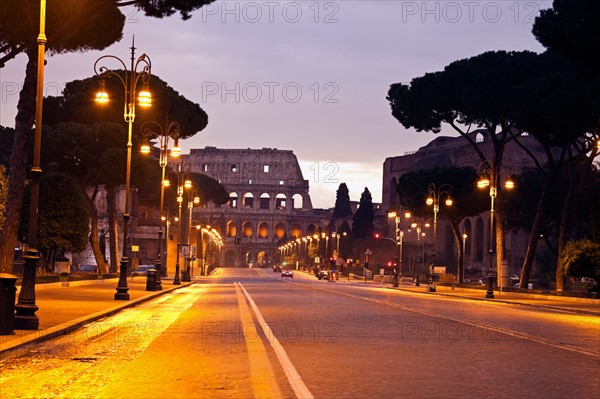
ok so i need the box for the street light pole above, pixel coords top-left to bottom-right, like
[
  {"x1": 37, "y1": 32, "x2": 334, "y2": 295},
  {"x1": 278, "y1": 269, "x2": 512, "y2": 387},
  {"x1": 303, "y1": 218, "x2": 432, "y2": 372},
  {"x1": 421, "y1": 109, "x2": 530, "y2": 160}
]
[
  {"x1": 183, "y1": 195, "x2": 199, "y2": 281},
  {"x1": 14, "y1": 0, "x2": 47, "y2": 329},
  {"x1": 140, "y1": 120, "x2": 181, "y2": 284},
  {"x1": 478, "y1": 161, "x2": 497, "y2": 298},
  {"x1": 478, "y1": 161, "x2": 514, "y2": 298},
  {"x1": 173, "y1": 164, "x2": 192, "y2": 285},
  {"x1": 426, "y1": 183, "x2": 453, "y2": 293},
  {"x1": 462, "y1": 233, "x2": 468, "y2": 283},
  {"x1": 94, "y1": 38, "x2": 152, "y2": 300}
]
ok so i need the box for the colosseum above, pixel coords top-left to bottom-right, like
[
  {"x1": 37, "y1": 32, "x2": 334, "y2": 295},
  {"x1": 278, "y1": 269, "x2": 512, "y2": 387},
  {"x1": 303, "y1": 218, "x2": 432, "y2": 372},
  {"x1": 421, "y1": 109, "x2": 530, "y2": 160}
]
[{"x1": 179, "y1": 147, "x2": 331, "y2": 267}]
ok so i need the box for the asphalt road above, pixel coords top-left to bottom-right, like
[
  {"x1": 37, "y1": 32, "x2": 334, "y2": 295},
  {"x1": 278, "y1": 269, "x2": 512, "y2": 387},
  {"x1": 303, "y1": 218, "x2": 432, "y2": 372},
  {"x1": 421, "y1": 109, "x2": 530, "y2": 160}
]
[{"x1": 1, "y1": 268, "x2": 598, "y2": 399}]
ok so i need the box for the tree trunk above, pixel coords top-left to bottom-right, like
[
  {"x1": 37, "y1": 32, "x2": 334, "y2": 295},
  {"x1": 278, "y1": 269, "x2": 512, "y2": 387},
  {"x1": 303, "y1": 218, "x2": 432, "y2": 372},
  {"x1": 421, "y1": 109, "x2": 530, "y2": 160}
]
[
  {"x1": 86, "y1": 185, "x2": 108, "y2": 275},
  {"x1": 556, "y1": 166, "x2": 577, "y2": 292},
  {"x1": 106, "y1": 185, "x2": 119, "y2": 272},
  {"x1": 449, "y1": 221, "x2": 463, "y2": 283},
  {"x1": 0, "y1": 49, "x2": 36, "y2": 273},
  {"x1": 519, "y1": 175, "x2": 553, "y2": 288}
]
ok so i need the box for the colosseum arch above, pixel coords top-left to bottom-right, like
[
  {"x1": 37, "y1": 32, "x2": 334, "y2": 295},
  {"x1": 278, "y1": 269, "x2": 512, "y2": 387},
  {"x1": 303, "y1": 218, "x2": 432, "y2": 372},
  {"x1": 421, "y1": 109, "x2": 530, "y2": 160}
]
[
  {"x1": 226, "y1": 221, "x2": 237, "y2": 237},
  {"x1": 292, "y1": 194, "x2": 303, "y2": 209},
  {"x1": 242, "y1": 221, "x2": 254, "y2": 238},
  {"x1": 243, "y1": 192, "x2": 254, "y2": 208},
  {"x1": 258, "y1": 222, "x2": 269, "y2": 239},
  {"x1": 290, "y1": 223, "x2": 302, "y2": 239},
  {"x1": 259, "y1": 193, "x2": 270, "y2": 210},
  {"x1": 307, "y1": 224, "x2": 318, "y2": 234},
  {"x1": 228, "y1": 192, "x2": 238, "y2": 208},
  {"x1": 275, "y1": 193, "x2": 287, "y2": 210},
  {"x1": 274, "y1": 223, "x2": 286, "y2": 239}
]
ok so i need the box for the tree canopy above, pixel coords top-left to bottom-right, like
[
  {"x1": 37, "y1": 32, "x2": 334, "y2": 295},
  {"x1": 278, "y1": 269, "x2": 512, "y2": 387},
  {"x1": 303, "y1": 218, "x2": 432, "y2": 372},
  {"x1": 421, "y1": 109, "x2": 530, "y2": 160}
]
[
  {"x1": 19, "y1": 172, "x2": 89, "y2": 270},
  {"x1": 0, "y1": 0, "x2": 124, "y2": 67},
  {"x1": 533, "y1": 0, "x2": 600, "y2": 76},
  {"x1": 352, "y1": 188, "x2": 374, "y2": 239},
  {"x1": 0, "y1": 0, "x2": 216, "y2": 67},
  {"x1": 332, "y1": 183, "x2": 352, "y2": 220},
  {"x1": 44, "y1": 72, "x2": 208, "y2": 138}
]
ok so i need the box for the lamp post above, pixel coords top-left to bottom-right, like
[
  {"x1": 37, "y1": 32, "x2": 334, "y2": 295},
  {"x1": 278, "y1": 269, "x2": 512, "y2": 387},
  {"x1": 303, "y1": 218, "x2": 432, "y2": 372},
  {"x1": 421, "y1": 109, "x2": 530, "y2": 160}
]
[
  {"x1": 140, "y1": 120, "x2": 181, "y2": 287},
  {"x1": 478, "y1": 161, "x2": 514, "y2": 298},
  {"x1": 409, "y1": 221, "x2": 428, "y2": 286},
  {"x1": 14, "y1": 0, "x2": 47, "y2": 329},
  {"x1": 182, "y1": 194, "x2": 200, "y2": 281},
  {"x1": 94, "y1": 38, "x2": 152, "y2": 300},
  {"x1": 462, "y1": 233, "x2": 468, "y2": 283},
  {"x1": 387, "y1": 211, "x2": 410, "y2": 287},
  {"x1": 321, "y1": 232, "x2": 330, "y2": 265},
  {"x1": 426, "y1": 183, "x2": 453, "y2": 293},
  {"x1": 173, "y1": 165, "x2": 192, "y2": 285}
]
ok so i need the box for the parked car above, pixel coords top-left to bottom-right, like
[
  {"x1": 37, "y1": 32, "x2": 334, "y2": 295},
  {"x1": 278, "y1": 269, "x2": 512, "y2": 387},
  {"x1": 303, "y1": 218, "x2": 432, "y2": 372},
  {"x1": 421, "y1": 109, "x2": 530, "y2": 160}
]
[
  {"x1": 133, "y1": 265, "x2": 154, "y2": 276},
  {"x1": 580, "y1": 277, "x2": 597, "y2": 286},
  {"x1": 77, "y1": 265, "x2": 98, "y2": 273},
  {"x1": 318, "y1": 270, "x2": 329, "y2": 280},
  {"x1": 281, "y1": 269, "x2": 293, "y2": 278}
]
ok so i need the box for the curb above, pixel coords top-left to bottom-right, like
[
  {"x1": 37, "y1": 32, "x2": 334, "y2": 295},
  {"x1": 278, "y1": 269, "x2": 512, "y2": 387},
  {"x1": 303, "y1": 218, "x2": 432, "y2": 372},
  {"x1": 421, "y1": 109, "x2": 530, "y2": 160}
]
[{"x1": 0, "y1": 280, "x2": 196, "y2": 360}]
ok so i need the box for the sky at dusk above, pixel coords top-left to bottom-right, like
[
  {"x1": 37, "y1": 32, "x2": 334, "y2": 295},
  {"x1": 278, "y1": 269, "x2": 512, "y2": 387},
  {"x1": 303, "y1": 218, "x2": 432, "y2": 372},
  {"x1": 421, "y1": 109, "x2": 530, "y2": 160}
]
[{"x1": 0, "y1": 1, "x2": 549, "y2": 208}]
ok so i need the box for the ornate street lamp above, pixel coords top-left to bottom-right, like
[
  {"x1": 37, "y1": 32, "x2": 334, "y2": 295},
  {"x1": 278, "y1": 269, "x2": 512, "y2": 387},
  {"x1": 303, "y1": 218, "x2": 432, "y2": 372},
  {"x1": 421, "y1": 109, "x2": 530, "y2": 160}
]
[
  {"x1": 14, "y1": 0, "x2": 47, "y2": 329},
  {"x1": 183, "y1": 193, "x2": 200, "y2": 281},
  {"x1": 140, "y1": 120, "x2": 181, "y2": 288},
  {"x1": 409, "y1": 221, "x2": 428, "y2": 286},
  {"x1": 172, "y1": 164, "x2": 193, "y2": 285},
  {"x1": 94, "y1": 38, "x2": 152, "y2": 300},
  {"x1": 478, "y1": 161, "x2": 514, "y2": 298},
  {"x1": 426, "y1": 183, "x2": 453, "y2": 292},
  {"x1": 387, "y1": 211, "x2": 410, "y2": 287}
]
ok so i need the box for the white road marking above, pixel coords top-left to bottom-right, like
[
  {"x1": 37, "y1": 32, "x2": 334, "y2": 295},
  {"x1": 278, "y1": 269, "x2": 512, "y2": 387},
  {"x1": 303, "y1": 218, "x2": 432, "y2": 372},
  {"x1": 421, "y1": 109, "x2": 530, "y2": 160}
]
[{"x1": 238, "y1": 282, "x2": 314, "y2": 399}]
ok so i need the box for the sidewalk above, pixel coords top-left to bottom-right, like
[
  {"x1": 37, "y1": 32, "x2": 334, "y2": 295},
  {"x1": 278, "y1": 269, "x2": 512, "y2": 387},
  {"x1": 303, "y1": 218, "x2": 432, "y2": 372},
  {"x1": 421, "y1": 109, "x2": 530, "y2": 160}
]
[{"x1": 0, "y1": 276, "x2": 195, "y2": 359}]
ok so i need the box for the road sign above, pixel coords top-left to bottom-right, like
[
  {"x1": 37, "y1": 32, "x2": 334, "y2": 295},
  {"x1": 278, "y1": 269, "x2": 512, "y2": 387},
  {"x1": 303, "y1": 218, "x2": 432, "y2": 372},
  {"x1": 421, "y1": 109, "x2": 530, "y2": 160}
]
[{"x1": 181, "y1": 245, "x2": 191, "y2": 257}]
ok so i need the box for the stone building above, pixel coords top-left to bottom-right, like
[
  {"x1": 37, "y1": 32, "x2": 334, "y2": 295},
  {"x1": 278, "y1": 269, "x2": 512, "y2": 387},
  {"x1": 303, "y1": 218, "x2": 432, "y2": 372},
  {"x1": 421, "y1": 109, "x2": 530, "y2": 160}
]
[
  {"x1": 177, "y1": 147, "x2": 331, "y2": 267},
  {"x1": 381, "y1": 130, "x2": 549, "y2": 281}
]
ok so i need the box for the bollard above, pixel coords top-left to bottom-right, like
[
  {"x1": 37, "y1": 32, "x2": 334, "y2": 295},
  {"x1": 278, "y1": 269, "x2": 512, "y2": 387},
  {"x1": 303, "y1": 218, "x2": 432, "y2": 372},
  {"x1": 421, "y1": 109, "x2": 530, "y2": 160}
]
[
  {"x1": 146, "y1": 269, "x2": 157, "y2": 291},
  {"x1": 0, "y1": 274, "x2": 18, "y2": 335}
]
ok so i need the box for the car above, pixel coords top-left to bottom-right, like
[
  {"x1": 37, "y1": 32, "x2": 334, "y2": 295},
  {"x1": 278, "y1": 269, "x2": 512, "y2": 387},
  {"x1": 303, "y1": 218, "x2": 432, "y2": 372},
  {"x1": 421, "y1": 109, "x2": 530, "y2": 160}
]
[
  {"x1": 133, "y1": 265, "x2": 154, "y2": 276},
  {"x1": 77, "y1": 265, "x2": 98, "y2": 273},
  {"x1": 281, "y1": 269, "x2": 293, "y2": 278},
  {"x1": 317, "y1": 270, "x2": 329, "y2": 280},
  {"x1": 273, "y1": 265, "x2": 282, "y2": 272},
  {"x1": 580, "y1": 277, "x2": 597, "y2": 286}
]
